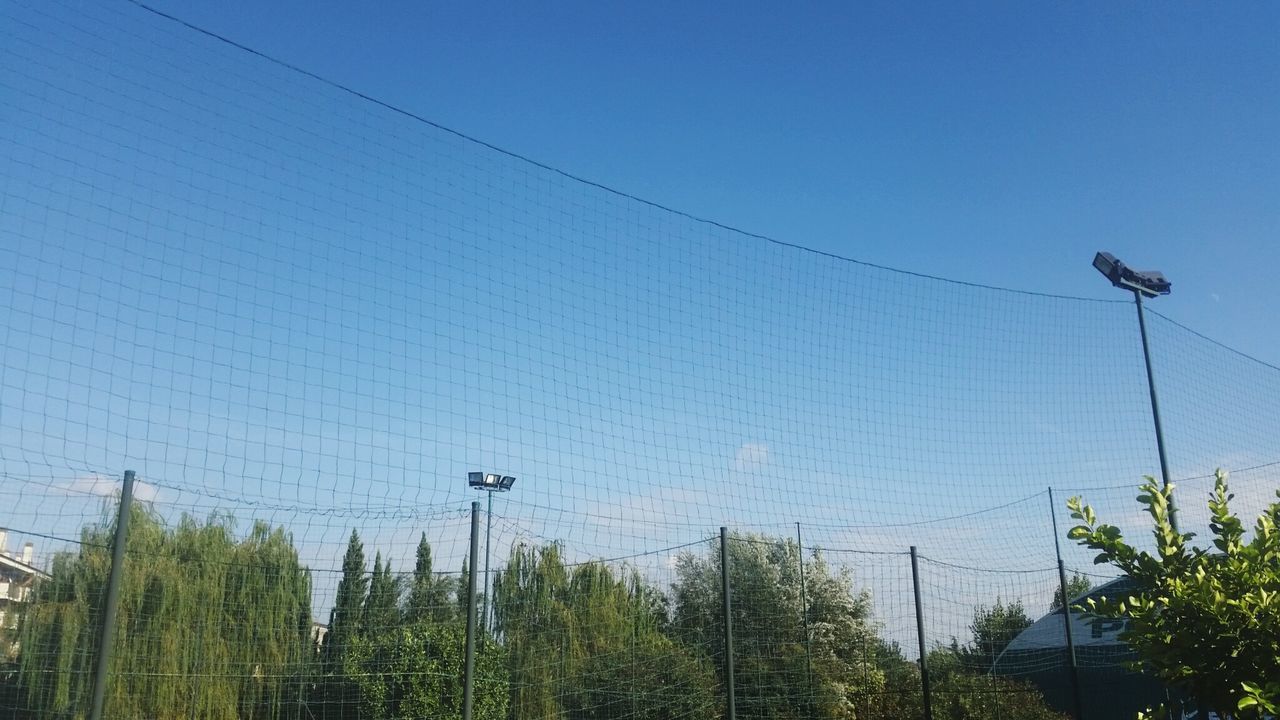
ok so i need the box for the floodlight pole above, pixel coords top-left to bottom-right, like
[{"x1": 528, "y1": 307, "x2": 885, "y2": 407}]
[
  {"x1": 462, "y1": 501, "x2": 481, "y2": 720},
  {"x1": 795, "y1": 522, "x2": 813, "y2": 717},
  {"x1": 1132, "y1": 289, "x2": 1177, "y2": 532},
  {"x1": 483, "y1": 491, "x2": 493, "y2": 632},
  {"x1": 1048, "y1": 487, "x2": 1084, "y2": 720},
  {"x1": 89, "y1": 469, "x2": 135, "y2": 720}
]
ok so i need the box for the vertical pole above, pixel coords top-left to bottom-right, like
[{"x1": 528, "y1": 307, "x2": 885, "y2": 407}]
[
  {"x1": 463, "y1": 501, "x2": 481, "y2": 720},
  {"x1": 1049, "y1": 488, "x2": 1085, "y2": 720},
  {"x1": 483, "y1": 490, "x2": 492, "y2": 632},
  {"x1": 720, "y1": 527, "x2": 737, "y2": 720},
  {"x1": 1133, "y1": 290, "x2": 1177, "y2": 532},
  {"x1": 795, "y1": 522, "x2": 813, "y2": 715},
  {"x1": 88, "y1": 469, "x2": 135, "y2": 720},
  {"x1": 910, "y1": 547, "x2": 934, "y2": 720}
]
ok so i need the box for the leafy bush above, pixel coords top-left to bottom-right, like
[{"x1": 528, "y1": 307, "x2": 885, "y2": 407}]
[{"x1": 1068, "y1": 470, "x2": 1280, "y2": 718}]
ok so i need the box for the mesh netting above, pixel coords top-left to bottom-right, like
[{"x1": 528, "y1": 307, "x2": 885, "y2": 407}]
[{"x1": 1, "y1": 1, "x2": 1277, "y2": 719}]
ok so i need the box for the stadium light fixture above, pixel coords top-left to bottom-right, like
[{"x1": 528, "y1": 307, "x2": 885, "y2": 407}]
[
  {"x1": 1092, "y1": 252, "x2": 1176, "y2": 530},
  {"x1": 468, "y1": 470, "x2": 516, "y2": 632},
  {"x1": 1092, "y1": 252, "x2": 1171, "y2": 298}
]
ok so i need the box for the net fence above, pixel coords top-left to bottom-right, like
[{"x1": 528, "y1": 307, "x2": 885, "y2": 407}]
[{"x1": 1, "y1": 1, "x2": 1278, "y2": 719}]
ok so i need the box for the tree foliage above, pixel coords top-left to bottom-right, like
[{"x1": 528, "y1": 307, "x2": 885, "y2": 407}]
[
  {"x1": 495, "y1": 542, "x2": 719, "y2": 720},
  {"x1": 18, "y1": 506, "x2": 312, "y2": 720},
  {"x1": 319, "y1": 529, "x2": 369, "y2": 720},
  {"x1": 962, "y1": 599, "x2": 1031, "y2": 674},
  {"x1": 918, "y1": 602, "x2": 1063, "y2": 720},
  {"x1": 404, "y1": 533, "x2": 451, "y2": 624},
  {"x1": 346, "y1": 620, "x2": 507, "y2": 720},
  {"x1": 364, "y1": 552, "x2": 401, "y2": 635},
  {"x1": 672, "y1": 532, "x2": 882, "y2": 720},
  {"x1": 1068, "y1": 470, "x2": 1280, "y2": 718},
  {"x1": 1048, "y1": 573, "x2": 1092, "y2": 612}
]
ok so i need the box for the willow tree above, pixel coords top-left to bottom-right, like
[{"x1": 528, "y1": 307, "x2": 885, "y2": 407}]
[
  {"x1": 494, "y1": 543, "x2": 719, "y2": 720},
  {"x1": 19, "y1": 505, "x2": 313, "y2": 720}
]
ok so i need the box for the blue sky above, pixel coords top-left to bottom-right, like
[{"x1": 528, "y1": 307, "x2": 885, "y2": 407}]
[
  {"x1": 133, "y1": 0, "x2": 1280, "y2": 360},
  {"x1": 1, "y1": 0, "x2": 1278, "y2": 637}
]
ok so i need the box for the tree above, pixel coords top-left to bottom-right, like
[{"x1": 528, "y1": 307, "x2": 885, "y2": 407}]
[
  {"x1": 1048, "y1": 573, "x2": 1092, "y2": 612},
  {"x1": 363, "y1": 552, "x2": 401, "y2": 634},
  {"x1": 672, "y1": 532, "x2": 882, "y2": 720},
  {"x1": 345, "y1": 619, "x2": 507, "y2": 720},
  {"x1": 1068, "y1": 470, "x2": 1280, "y2": 718},
  {"x1": 963, "y1": 599, "x2": 1031, "y2": 674},
  {"x1": 324, "y1": 530, "x2": 368, "y2": 661},
  {"x1": 18, "y1": 507, "x2": 312, "y2": 720},
  {"x1": 404, "y1": 533, "x2": 451, "y2": 623},
  {"x1": 320, "y1": 529, "x2": 368, "y2": 720},
  {"x1": 494, "y1": 543, "x2": 719, "y2": 720}
]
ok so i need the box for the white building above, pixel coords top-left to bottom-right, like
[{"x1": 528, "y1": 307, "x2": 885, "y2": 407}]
[{"x1": 0, "y1": 529, "x2": 49, "y2": 657}]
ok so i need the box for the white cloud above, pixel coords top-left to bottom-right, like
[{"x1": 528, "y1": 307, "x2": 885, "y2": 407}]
[
  {"x1": 733, "y1": 442, "x2": 769, "y2": 472},
  {"x1": 56, "y1": 473, "x2": 161, "y2": 503}
]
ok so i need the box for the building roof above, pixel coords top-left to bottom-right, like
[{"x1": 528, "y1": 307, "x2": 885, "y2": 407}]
[{"x1": 0, "y1": 551, "x2": 50, "y2": 581}]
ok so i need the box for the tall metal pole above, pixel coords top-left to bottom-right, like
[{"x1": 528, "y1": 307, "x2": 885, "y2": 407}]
[
  {"x1": 483, "y1": 490, "x2": 493, "y2": 632},
  {"x1": 1133, "y1": 290, "x2": 1177, "y2": 532},
  {"x1": 720, "y1": 527, "x2": 737, "y2": 720},
  {"x1": 462, "y1": 501, "x2": 481, "y2": 720},
  {"x1": 89, "y1": 469, "x2": 135, "y2": 720},
  {"x1": 910, "y1": 546, "x2": 934, "y2": 720},
  {"x1": 1049, "y1": 488, "x2": 1085, "y2": 720},
  {"x1": 795, "y1": 522, "x2": 813, "y2": 715}
]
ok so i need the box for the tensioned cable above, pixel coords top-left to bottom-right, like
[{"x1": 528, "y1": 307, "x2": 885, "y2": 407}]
[{"x1": 126, "y1": 0, "x2": 1125, "y2": 305}]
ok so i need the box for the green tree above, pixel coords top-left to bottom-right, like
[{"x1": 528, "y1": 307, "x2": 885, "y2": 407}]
[
  {"x1": 404, "y1": 533, "x2": 451, "y2": 623},
  {"x1": 325, "y1": 530, "x2": 368, "y2": 661},
  {"x1": 364, "y1": 552, "x2": 401, "y2": 634},
  {"x1": 345, "y1": 619, "x2": 507, "y2": 720},
  {"x1": 494, "y1": 543, "x2": 719, "y2": 720},
  {"x1": 918, "y1": 603, "x2": 1063, "y2": 720},
  {"x1": 18, "y1": 507, "x2": 312, "y2": 720},
  {"x1": 1048, "y1": 573, "x2": 1092, "y2": 612},
  {"x1": 1068, "y1": 470, "x2": 1280, "y2": 718},
  {"x1": 930, "y1": 673, "x2": 1066, "y2": 720},
  {"x1": 672, "y1": 532, "x2": 882, "y2": 720},
  {"x1": 962, "y1": 599, "x2": 1031, "y2": 674},
  {"x1": 320, "y1": 529, "x2": 368, "y2": 720}
]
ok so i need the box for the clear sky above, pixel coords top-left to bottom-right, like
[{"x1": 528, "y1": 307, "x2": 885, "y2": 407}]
[
  {"x1": 1, "y1": 0, "x2": 1278, "y2": 641},
  {"x1": 139, "y1": 0, "x2": 1280, "y2": 361}
]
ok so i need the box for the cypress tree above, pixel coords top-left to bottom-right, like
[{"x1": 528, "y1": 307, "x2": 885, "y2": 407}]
[
  {"x1": 324, "y1": 530, "x2": 367, "y2": 663},
  {"x1": 319, "y1": 529, "x2": 367, "y2": 720},
  {"x1": 363, "y1": 552, "x2": 399, "y2": 634},
  {"x1": 405, "y1": 533, "x2": 450, "y2": 623}
]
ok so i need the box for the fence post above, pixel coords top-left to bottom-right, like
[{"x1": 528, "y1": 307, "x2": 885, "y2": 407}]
[
  {"x1": 88, "y1": 469, "x2": 135, "y2": 720},
  {"x1": 721, "y1": 527, "x2": 737, "y2": 720},
  {"x1": 463, "y1": 500, "x2": 481, "y2": 720},
  {"x1": 910, "y1": 546, "x2": 934, "y2": 720},
  {"x1": 1049, "y1": 487, "x2": 1085, "y2": 720},
  {"x1": 795, "y1": 522, "x2": 814, "y2": 717}
]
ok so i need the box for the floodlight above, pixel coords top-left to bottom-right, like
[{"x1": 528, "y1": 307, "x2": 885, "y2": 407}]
[
  {"x1": 1092, "y1": 252, "x2": 1171, "y2": 298},
  {"x1": 1088, "y1": 252, "x2": 1176, "y2": 530},
  {"x1": 467, "y1": 470, "x2": 519, "y2": 635}
]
